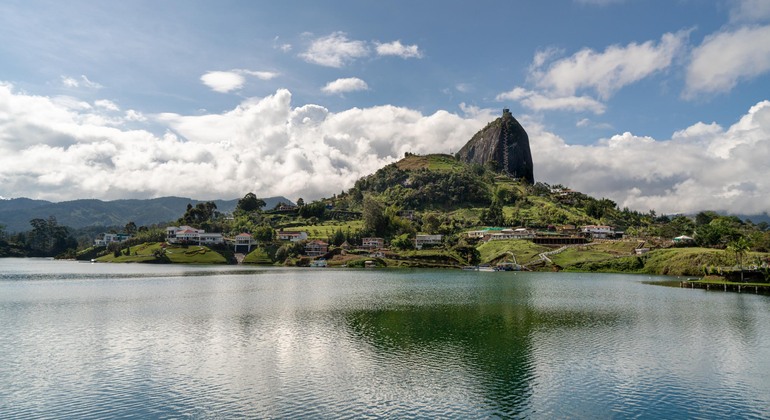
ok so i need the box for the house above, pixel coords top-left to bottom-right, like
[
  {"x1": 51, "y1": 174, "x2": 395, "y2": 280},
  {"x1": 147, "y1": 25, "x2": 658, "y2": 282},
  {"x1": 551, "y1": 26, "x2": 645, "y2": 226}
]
[
  {"x1": 305, "y1": 240, "x2": 328, "y2": 257},
  {"x1": 488, "y1": 228, "x2": 535, "y2": 241},
  {"x1": 362, "y1": 237, "x2": 385, "y2": 249},
  {"x1": 94, "y1": 233, "x2": 132, "y2": 247},
  {"x1": 415, "y1": 234, "x2": 443, "y2": 249},
  {"x1": 166, "y1": 226, "x2": 223, "y2": 245},
  {"x1": 234, "y1": 233, "x2": 254, "y2": 252},
  {"x1": 277, "y1": 231, "x2": 308, "y2": 242},
  {"x1": 399, "y1": 210, "x2": 416, "y2": 221},
  {"x1": 581, "y1": 225, "x2": 616, "y2": 239}
]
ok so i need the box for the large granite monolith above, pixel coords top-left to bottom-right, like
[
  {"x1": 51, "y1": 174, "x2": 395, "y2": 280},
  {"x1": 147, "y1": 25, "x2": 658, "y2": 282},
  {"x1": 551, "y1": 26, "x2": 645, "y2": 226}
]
[{"x1": 456, "y1": 109, "x2": 534, "y2": 183}]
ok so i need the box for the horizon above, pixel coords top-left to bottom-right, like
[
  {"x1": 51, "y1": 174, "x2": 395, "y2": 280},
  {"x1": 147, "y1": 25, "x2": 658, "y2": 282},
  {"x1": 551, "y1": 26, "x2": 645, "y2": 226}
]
[{"x1": 1, "y1": 1, "x2": 770, "y2": 215}]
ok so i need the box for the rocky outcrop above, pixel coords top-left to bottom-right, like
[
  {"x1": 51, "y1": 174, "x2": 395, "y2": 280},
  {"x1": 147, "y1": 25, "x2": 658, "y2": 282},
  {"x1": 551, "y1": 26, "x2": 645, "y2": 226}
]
[{"x1": 456, "y1": 109, "x2": 534, "y2": 183}]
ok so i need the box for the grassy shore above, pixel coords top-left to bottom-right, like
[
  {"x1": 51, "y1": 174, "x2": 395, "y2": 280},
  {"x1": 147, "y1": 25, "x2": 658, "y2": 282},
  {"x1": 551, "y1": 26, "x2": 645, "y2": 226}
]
[{"x1": 95, "y1": 242, "x2": 228, "y2": 264}]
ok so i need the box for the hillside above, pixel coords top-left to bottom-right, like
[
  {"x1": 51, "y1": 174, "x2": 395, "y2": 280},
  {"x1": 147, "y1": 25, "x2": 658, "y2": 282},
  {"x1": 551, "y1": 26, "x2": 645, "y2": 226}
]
[{"x1": 0, "y1": 195, "x2": 292, "y2": 232}]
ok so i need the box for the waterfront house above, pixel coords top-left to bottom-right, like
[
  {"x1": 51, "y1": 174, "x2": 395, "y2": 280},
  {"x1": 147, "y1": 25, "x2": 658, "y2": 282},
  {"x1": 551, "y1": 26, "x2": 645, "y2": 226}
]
[
  {"x1": 94, "y1": 232, "x2": 132, "y2": 247},
  {"x1": 166, "y1": 226, "x2": 223, "y2": 245},
  {"x1": 362, "y1": 237, "x2": 385, "y2": 249},
  {"x1": 234, "y1": 233, "x2": 254, "y2": 252},
  {"x1": 305, "y1": 240, "x2": 329, "y2": 257},
  {"x1": 415, "y1": 234, "x2": 443, "y2": 249}
]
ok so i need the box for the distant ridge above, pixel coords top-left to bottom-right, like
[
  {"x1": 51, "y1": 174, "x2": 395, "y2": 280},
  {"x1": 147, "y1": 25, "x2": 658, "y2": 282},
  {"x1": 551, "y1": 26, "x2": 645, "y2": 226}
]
[{"x1": 0, "y1": 196, "x2": 293, "y2": 232}]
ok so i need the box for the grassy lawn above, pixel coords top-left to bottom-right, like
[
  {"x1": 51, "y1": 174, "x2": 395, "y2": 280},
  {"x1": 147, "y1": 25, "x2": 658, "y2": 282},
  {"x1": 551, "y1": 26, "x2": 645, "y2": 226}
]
[
  {"x1": 395, "y1": 154, "x2": 464, "y2": 172},
  {"x1": 96, "y1": 242, "x2": 228, "y2": 264},
  {"x1": 287, "y1": 220, "x2": 363, "y2": 239},
  {"x1": 476, "y1": 239, "x2": 550, "y2": 265},
  {"x1": 243, "y1": 248, "x2": 273, "y2": 264}
]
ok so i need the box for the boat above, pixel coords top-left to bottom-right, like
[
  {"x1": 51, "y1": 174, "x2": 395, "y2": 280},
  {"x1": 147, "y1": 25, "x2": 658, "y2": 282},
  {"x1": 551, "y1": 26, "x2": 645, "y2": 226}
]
[{"x1": 310, "y1": 258, "x2": 327, "y2": 267}]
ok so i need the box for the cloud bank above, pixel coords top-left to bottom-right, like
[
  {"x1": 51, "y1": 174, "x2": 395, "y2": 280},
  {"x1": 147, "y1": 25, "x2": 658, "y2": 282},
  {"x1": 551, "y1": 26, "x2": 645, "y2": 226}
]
[{"x1": 1, "y1": 82, "x2": 769, "y2": 216}]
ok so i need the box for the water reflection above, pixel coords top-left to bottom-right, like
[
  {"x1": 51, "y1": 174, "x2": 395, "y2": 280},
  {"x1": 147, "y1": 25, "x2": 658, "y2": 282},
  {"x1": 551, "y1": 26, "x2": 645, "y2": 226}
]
[{"x1": 1, "y1": 260, "x2": 769, "y2": 419}]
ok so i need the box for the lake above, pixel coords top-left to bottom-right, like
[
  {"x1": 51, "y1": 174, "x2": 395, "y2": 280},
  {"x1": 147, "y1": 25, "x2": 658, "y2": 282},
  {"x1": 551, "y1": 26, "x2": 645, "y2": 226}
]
[{"x1": 1, "y1": 258, "x2": 769, "y2": 419}]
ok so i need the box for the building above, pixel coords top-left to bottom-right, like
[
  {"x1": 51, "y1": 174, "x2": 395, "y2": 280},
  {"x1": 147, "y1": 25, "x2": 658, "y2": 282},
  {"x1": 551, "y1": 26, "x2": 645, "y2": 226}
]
[
  {"x1": 277, "y1": 231, "x2": 308, "y2": 242},
  {"x1": 487, "y1": 228, "x2": 535, "y2": 241},
  {"x1": 415, "y1": 234, "x2": 443, "y2": 249},
  {"x1": 166, "y1": 226, "x2": 223, "y2": 245},
  {"x1": 581, "y1": 225, "x2": 616, "y2": 239},
  {"x1": 305, "y1": 240, "x2": 329, "y2": 257},
  {"x1": 94, "y1": 233, "x2": 132, "y2": 247},
  {"x1": 362, "y1": 237, "x2": 385, "y2": 249},
  {"x1": 234, "y1": 233, "x2": 254, "y2": 252}
]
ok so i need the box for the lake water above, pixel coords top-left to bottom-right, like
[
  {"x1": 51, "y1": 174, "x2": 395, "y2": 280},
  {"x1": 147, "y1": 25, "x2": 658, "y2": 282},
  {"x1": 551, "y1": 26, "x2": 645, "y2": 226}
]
[{"x1": 1, "y1": 258, "x2": 769, "y2": 419}]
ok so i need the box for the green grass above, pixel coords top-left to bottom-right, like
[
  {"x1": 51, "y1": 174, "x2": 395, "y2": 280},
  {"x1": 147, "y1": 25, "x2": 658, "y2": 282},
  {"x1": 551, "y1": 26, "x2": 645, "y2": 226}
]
[
  {"x1": 243, "y1": 248, "x2": 273, "y2": 264},
  {"x1": 286, "y1": 220, "x2": 363, "y2": 239},
  {"x1": 96, "y1": 242, "x2": 228, "y2": 264},
  {"x1": 395, "y1": 154, "x2": 464, "y2": 172},
  {"x1": 476, "y1": 239, "x2": 550, "y2": 265},
  {"x1": 550, "y1": 241, "x2": 640, "y2": 267}
]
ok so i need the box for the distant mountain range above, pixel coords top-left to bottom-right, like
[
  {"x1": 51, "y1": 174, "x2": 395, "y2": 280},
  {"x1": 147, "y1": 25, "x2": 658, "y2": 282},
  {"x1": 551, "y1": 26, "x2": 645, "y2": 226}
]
[{"x1": 0, "y1": 196, "x2": 293, "y2": 233}]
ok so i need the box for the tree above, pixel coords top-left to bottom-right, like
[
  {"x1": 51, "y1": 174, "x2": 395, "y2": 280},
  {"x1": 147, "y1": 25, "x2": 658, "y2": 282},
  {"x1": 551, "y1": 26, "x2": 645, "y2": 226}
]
[
  {"x1": 125, "y1": 221, "x2": 137, "y2": 235},
  {"x1": 296, "y1": 197, "x2": 305, "y2": 207},
  {"x1": 237, "y1": 192, "x2": 265, "y2": 213},
  {"x1": 362, "y1": 195, "x2": 387, "y2": 237},
  {"x1": 422, "y1": 213, "x2": 441, "y2": 234},
  {"x1": 727, "y1": 237, "x2": 750, "y2": 282}
]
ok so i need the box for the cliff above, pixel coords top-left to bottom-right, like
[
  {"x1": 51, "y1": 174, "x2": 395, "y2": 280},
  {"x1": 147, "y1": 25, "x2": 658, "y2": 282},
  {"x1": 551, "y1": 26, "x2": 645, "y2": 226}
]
[{"x1": 456, "y1": 109, "x2": 534, "y2": 183}]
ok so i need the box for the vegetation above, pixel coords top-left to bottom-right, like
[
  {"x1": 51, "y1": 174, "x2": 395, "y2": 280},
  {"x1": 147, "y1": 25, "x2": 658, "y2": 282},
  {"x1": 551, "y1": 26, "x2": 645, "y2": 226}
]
[{"x1": 2, "y1": 152, "x2": 770, "y2": 282}]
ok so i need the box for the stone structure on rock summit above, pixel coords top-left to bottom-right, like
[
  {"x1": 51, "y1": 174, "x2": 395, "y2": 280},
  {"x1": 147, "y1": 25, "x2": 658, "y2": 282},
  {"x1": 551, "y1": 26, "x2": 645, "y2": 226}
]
[{"x1": 456, "y1": 109, "x2": 534, "y2": 184}]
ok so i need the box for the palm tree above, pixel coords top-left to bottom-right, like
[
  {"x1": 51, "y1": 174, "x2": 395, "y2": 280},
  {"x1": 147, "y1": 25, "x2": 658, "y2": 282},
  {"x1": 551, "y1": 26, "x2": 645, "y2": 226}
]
[{"x1": 727, "y1": 237, "x2": 750, "y2": 282}]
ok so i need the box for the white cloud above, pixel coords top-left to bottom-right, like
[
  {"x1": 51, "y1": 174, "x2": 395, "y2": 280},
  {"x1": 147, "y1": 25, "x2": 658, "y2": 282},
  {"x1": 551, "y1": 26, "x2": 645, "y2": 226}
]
[
  {"x1": 534, "y1": 31, "x2": 688, "y2": 99},
  {"x1": 94, "y1": 99, "x2": 119, "y2": 111},
  {"x1": 375, "y1": 40, "x2": 423, "y2": 58},
  {"x1": 299, "y1": 32, "x2": 369, "y2": 67},
  {"x1": 200, "y1": 69, "x2": 280, "y2": 93},
  {"x1": 497, "y1": 87, "x2": 606, "y2": 114},
  {"x1": 60, "y1": 75, "x2": 103, "y2": 89},
  {"x1": 531, "y1": 100, "x2": 770, "y2": 214},
  {"x1": 241, "y1": 70, "x2": 279, "y2": 80},
  {"x1": 200, "y1": 71, "x2": 245, "y2": 93},
  {"x1": 3, "y1": 81, "x2": 770, "y2": 216},
  {"x1": 0, "y1": 83, "x2": 486, "y2": 202},
  {"x1": 321, "y1": 77, "x2": 369, "y2": 94},
  {"x1": 685, "y1": 25, "x2": 770, "y2": 97},
  {"x1": 730, "y1": 0, "x2": 770, "y2": 23}
]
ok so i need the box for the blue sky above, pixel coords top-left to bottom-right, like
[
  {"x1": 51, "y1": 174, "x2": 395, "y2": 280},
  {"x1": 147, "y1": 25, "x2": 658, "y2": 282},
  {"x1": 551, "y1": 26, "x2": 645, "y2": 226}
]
[{"x1": 1, "y1": 0, "x2": 770, "y2": 215}]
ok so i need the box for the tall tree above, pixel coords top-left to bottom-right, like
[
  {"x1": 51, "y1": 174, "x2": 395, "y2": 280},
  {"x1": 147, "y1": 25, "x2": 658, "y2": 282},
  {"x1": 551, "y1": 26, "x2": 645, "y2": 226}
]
[
  {"x1": 727, "y1": 237, "x2": 750, "y2": 282},
  {"x1": 237, "y1": 192, "x2": 265, "y2": 212}
]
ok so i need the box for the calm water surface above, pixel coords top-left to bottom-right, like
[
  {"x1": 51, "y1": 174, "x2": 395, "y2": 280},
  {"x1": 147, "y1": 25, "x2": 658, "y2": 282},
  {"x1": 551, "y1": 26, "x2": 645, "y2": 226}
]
[{"x1": 1, "y1": 258, "x2": 769, "y2": 419}]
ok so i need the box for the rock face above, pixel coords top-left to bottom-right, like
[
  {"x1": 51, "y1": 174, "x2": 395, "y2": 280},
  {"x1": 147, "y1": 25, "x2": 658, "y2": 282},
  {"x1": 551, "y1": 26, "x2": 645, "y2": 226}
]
[{"x1": 456, "y1": 109, "x2": 534, "y2": 183}]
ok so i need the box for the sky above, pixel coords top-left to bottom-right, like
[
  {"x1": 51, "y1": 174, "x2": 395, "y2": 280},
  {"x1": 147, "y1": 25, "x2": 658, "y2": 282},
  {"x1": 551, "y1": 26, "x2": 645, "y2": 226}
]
[{"x1": 1, "y1": 0, "x2": 770, "y2": 216}]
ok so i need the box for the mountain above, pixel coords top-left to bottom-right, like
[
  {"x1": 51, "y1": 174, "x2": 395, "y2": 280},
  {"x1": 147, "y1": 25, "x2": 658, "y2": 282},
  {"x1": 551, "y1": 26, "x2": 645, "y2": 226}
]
[
  {"x1": 0, "y1": 196, "x2": 292, "y2": 233},
  {"x1": 456, "y1": 108, "x2": 534, "y2": 184}
]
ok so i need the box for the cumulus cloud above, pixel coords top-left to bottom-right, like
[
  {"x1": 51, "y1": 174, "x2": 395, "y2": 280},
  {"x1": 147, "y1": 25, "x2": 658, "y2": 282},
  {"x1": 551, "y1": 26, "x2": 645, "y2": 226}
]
[
  {"x1": 0, "y1": 83, "x2": 485, "y2": 202},
  {"x1": 200, "y1": 69, "x2": 280, "y2": 93},
  {"x1": 3, "y1": 81, "x2": 770, "y2": 215},
  {"x1": 496, "y1": 87, "x2": 606, "y2": 114},
  {"x1": 375, "y1": 40, "x2": 423, "y2": 58},
  {"x1": 200, "y1": 71, "x2": 246, "y2": 93},
  {"x1": 299, "y1": 32, "x2": 369, "y2": 67},
  {"x1": 685, "y1": 25, "x2": 770, "y2": 97},
  {"x1": 531, "y1": 100, "x2": 770, "y2": 214},
  {"x1": 321, "y1": 77, "x2": 369, "y2": 94},
  {"x1": 533, "y1": 31, "x2": 688, "y2": 100}
]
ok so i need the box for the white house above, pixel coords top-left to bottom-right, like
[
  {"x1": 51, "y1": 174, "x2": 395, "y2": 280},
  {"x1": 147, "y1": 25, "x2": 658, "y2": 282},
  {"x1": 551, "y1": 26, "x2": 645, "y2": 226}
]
[
  {"x1": 277, "y1": 231, "x2": 308, "y2": 242},
  {"x1": 415, "y1": 234, "x2": 443, "y2": 249},
  {"x1": 166, "y1": 226, "x2": 223, "y2": 245},
  {"x1": 94, "y1": 233, "x2": 131, "y2": 247},
  {"x1": 488, "y1": 228, "x2": 535, "y2": 241},
  {"x1": 234, "y1": 233, "x2": 254, "y2": 252},
  {"x1": 581, "y1": 225, "x2": 615, "y2": 239}
]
